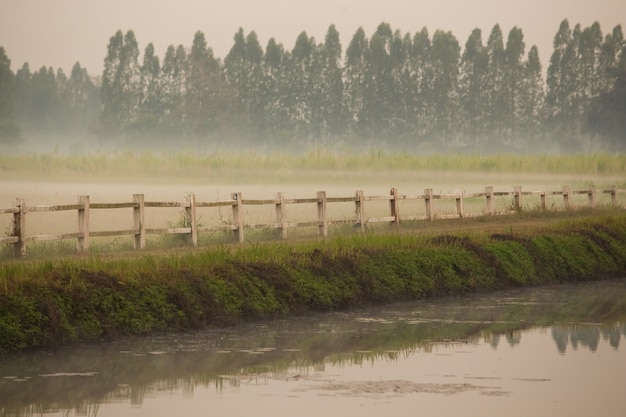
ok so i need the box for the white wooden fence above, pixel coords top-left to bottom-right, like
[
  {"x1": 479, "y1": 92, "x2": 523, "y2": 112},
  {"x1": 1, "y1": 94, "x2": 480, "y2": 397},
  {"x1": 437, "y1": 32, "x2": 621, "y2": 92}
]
[{"x1": 1, "y1": 185, "x2": 624, "y2": 257}]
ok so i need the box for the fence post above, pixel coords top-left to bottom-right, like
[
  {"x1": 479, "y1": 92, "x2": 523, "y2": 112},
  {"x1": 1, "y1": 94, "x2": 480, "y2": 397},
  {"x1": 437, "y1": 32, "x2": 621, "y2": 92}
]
[
  {"x1": 588, "y1": 187, "x2": 595, "y2": 208},
  {"x1": 513, "y1": 186, "x2": 522, "y2": 212},
  {"x1": 77, "y1": 195, "x2": 90, "y2": 253},
  {"x1": 355, "y1": 190, "x2": 365, "y2": 233},
  {"x1": 424, "y1": 188, "x2": 433, "y2": 221},
  {"x1": 611, "y1": 185, "x2": 617, "y2": 206},
  {"x1": 12, "y1": 198, "x2": 25, "y2": 257},
  {"x1": 455, "y1": 189, "x2": 464, "y2": 218},
  {"x1": 540, "y1": 187, "x2": 547, "y2": 211},
  {"x1": 562, "y1": 186, "x2": 570, "y2": 210},
  {"x1": 133, "y1": 194, "x2": 145, "y2": 249},
  {"x1": 185, "y1": 193, "x2": 198, "y2": 247},
  {"x1": 232, "y1": 192, "x2": 245, "y2": 243},
  {"x1": 317, "y1": 191, "x2": 328, "y2": 237},
  {"x1": 485, "y1": 186, "x2": 494, "y2": 215},
  {"x1": 275, "y1": 192, "x2": 287, "y2": 239},
  {"x1": 389, "y1": 187, "x2": 400, "y2": 227}
]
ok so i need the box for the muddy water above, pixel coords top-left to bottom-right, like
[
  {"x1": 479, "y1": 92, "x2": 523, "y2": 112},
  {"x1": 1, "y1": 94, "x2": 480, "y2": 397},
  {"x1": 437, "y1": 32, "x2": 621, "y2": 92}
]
[{"x1": 1, "y1": 279, "x2": 626, "y2": 417}]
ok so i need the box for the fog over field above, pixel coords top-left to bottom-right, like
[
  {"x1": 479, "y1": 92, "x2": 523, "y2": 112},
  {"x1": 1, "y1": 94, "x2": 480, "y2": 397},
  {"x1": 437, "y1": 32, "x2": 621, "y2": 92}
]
[
  {"x1": 1, "y1": 1, "x2": 625, "y2": 253},
  {"x1": 2, "y1": 162, "x2": 622, "y2": 246}
]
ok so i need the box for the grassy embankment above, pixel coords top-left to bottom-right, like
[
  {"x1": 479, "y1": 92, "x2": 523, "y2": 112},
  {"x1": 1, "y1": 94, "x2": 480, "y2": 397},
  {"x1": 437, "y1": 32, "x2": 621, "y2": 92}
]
[{"x1": 1, "y1": 208, "x2": 626, "y2": 353}]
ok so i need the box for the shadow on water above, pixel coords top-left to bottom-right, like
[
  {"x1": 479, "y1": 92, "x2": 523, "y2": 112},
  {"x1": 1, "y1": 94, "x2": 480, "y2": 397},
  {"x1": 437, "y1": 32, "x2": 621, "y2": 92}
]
[{"x1": 1, "y1": 278, "x2": 626, "y2": 415}]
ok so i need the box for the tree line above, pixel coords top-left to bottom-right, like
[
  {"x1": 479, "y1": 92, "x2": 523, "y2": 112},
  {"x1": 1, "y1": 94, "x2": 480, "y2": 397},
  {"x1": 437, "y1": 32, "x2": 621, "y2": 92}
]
[{"x1": 0, "y1": 19, "x2": 624, "y2": 152}]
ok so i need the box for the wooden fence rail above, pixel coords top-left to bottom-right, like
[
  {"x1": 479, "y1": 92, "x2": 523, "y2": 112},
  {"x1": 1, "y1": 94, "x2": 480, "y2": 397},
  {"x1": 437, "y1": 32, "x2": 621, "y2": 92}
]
[{"x1": 1, "y1": 185, "x2": 624, "y2": 257}]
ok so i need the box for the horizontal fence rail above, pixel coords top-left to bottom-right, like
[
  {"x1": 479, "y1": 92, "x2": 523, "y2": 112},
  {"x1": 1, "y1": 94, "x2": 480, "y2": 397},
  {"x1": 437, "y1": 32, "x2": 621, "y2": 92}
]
[{"x1": 1, "y1": 186, "x2": 624, "y2": 257}]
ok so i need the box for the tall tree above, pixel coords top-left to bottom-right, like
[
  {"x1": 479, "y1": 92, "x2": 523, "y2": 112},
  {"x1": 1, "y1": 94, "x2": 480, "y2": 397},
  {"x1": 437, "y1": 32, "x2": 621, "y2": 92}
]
[
  {"x1": 185, "y1": 30, "x2": 229, "y2": 137},
  {"x1": 14, "y1": 63, "x2": 32, "y2": 128},
  {"x1": 100, "y1": 30, "x2": 142, "y2": 137},
  {"x1": 315, "y1": 24, "x2": 345, "y2": 141},
  {"x1": 0, "y1": 47, "x2": 20, "y2": 143},
  {"x1": 598, "y1": 25, "x2": 624, "y2": 94},
  {"x1": 388, "y1": 29, "x2": 411, "y2": 141},
  {"x1": 289, "y1": 31, "x2": 315, "y2": 138},
  {"x1": 545, "y1": 19, "x2": 577, "y2": 143},
  {"x1": 459, "y1": 28, "x2": 488, "y2": 145},
  {"x1": 134, "y1": 42, "x2": 163, "y2": 136},
  {"x1": 224, "y1": 29, "x2": 265, "y2": 136},
  {"x1": 64, "y1": 61, "x2": 99, "y2": 133},
  {"x1": 343, "y1": 27, "x2": 369, "y2": 138},
  {"x1": 244, "y1": 31, "x2": 265, "y2": 133},
  {"x1": 503, "y1": 26, "x2": 526, "y2": 143},
  {"x1": 428, "y1": 30, "x2": 460, "y2": 146},
  {"x1": 587, "y1": 35, "x2": 626, "y2": 150},
  {"x1": 519, "y1": 45, "x2": 545, "y2": 143},
  {"x1": 485, "y1": 24, "x2": 506, "y2": 141},
  {"x1": 29, "y1": 66, "x2": 59, "y2": 131},
  {"x1": 161, "y1": 44, "x2": 187, "y2": 135},
  {"x1": 577, "y1": 22, "x2": 603, "y2": 102},
  {"x1": 365, "y1": 22, "x2": 394, "y2": 138},
  {"x1": 407, "y1": 27, "x2": 432, "y2": 140},
  {"x1": 262, "y1": 38, "x2": 290, "y2": 139}
]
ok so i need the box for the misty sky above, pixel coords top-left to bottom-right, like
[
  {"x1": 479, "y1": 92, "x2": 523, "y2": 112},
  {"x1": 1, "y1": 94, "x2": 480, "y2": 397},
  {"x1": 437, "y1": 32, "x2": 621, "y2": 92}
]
[{"x1": 1, "y1": 0, "x2": 625, "y2": 76}]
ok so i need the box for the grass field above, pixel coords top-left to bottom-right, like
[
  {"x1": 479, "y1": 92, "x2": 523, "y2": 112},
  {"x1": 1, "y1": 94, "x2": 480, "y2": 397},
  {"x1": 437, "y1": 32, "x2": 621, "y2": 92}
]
[
  {"x1": 2, "y1": 149, "x2": 626, "y2": 183},
  {"x1": 2, "y1": 150, "x2": 625, "y2": 259}
]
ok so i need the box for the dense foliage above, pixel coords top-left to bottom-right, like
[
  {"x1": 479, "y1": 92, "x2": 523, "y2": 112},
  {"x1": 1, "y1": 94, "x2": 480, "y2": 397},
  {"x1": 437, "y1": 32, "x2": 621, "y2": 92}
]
[{"x1": 0, "y1": 19, "x2": 624, "y2": 151}]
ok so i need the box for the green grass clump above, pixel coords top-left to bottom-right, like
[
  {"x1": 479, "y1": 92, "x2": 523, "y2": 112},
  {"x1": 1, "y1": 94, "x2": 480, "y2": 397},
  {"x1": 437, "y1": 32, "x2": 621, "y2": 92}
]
[{"x1": 484, "y1": 238, "x2": 537, "y2": 285}]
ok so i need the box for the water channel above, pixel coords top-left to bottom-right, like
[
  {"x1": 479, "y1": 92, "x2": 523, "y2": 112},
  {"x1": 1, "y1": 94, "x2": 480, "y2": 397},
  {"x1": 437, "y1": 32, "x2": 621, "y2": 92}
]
[{"x1": 2, "y1": 278, "x2": 626, "y2": 417}]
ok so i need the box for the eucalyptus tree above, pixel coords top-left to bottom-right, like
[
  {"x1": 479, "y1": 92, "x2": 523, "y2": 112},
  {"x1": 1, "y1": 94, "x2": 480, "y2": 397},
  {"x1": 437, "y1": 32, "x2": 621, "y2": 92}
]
[
  {"x1": 428, "y1": 30, "x2": 460, "y2": 147},
  {"x1": 305, "y1": 26, "x2": 346, "y2": 143},
  {"x1": 545, "y1": 19, "x2": 576, "y2": 142},
  {"x1": 56, "y1": 67, "x2": 70, "y2": 128},
  {"x1": 161, "y1": 44, "x2": 187, "y2": 135},
  {"x1": 343, "y1": 27, "x2": 369, "y2": 138},
  {"x1": 315, "y1": 24, "x2": 345, "y2": 141},
  {"x1": 14, "y1": 63, "x2": 32, "y2": 130},
  {"x1": 459, "y1": 28, "x2": 488, "y2": 145},
  {"x1": 387, "y1": 29, "x2": 412, "y2": 142},
  {"x1": 100, "y1": 30, "x2": 142, "y2": 137},
  {"x1": 519, "y1": 45, "x2": 545, "y2": 143},
  {"x1": 58, "y1": 62, "x2": 99, "y2": 133},
  {"x1": 571, "y1": 23, "x2": 605, "y2": 149},
  {"x1": 598, "y1": 25, "x2": 624, "y2": 94},
  {"x1": 289, "y1": 31, "x2": 316, "y2": 138},
  {"x1": 586, "y1": 26, "x2": 626, "y2": 148},
  {"x1": 485, "y1": 24, "x2": 506, "y2": 142},
  {"x1": 307, "y1": 42, "x2": 325, "y2": 140},
  {"x1": 577, "y1": 22, "x2": 603, "y2": 101},
  {"x1": 262, "y1": 37, "x2": 290, "y2": 139},
  {"x1": 29, "y1": 66, "x2": 59, "y2": 131},
  {"x1": 365, "y1": 22, "x2": 394, "y2": 139},
  {"x1": 0, "y1": 47, "x2": 19, "y2": 142},
  {"x1": 185, "y1": 30, "x2": 228, "y2": 138},
  {"x1": 134, "y1": 43, "x2": 163, "y2": 136},
  {"x1": 408, "y1": 27, "x2": 432, "y2": 140},
  {"x1": 224, "y1": 28, "x2": 265, "y2": 135},
  {"x1": 244, "y1": 31, "x2": 265, "y2": 133},
  {"x1": 503, "y1": 26, "x2": 526, "y2": 144}
]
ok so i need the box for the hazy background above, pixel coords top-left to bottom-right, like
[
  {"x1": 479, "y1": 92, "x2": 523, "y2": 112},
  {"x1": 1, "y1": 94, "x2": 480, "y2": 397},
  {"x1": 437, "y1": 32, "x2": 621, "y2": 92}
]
[{"x1": 2, "y1": 0, "x2": 625, "y2": 76}]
